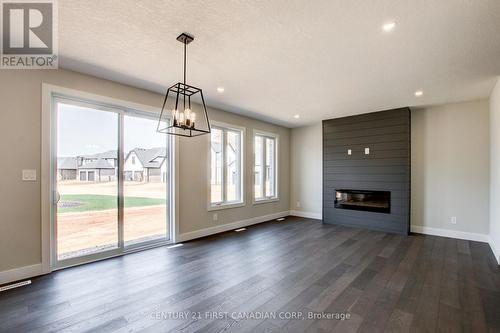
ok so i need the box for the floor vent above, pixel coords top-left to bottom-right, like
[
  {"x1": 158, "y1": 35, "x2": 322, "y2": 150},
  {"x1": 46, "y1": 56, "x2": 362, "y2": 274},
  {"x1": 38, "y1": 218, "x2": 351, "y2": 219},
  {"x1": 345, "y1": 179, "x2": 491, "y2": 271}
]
[
  {"x1": 235, "y1": 228, "x2": 246, "y2": 232},
  {"x1": 167, "y1": 243, "x2": 183, "y2": 249},
  {"x1": 0, "y1": 280, "x2": 31, "y2": 292},
  {"x1": 276, "y1": 218, "x2": 285, "y2": 221}
]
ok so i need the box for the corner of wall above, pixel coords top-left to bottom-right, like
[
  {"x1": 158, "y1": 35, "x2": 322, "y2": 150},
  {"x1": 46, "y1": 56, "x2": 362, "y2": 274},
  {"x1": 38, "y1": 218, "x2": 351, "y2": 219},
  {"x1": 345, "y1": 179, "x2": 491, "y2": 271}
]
[
  {"x1": 289, "y1": 123, "x2": 323, "y2": 218},
  {"x1": 489, "y1": 76, "x2": 500, "y2": 265},
  {"x1": 489, "y1": 237, "x2": 500, "y2": 265}
]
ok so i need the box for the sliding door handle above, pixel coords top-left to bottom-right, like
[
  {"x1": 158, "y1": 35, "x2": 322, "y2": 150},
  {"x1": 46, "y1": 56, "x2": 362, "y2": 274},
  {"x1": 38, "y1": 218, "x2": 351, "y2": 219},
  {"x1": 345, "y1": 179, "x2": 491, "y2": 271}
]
[{"x1": 53, "y1": 191, "x2": 61, "y2": 204}]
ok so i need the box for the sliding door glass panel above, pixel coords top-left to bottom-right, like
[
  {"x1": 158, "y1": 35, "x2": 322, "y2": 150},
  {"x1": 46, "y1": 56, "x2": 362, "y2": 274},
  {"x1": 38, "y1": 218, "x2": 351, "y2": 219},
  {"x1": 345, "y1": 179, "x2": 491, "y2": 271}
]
[
  {"x1": 56, "y1": 102, "x2": 118, "y2": 260},
  {"x1": 123, "y1": 115, "x2": 168, "y2": 245},
  {"x1": 265, "y1": 137, "x2": 276, "y2": 197},
  {"x1": 211, "y1": 128, "x2": 223, "y2": 204},
  {"x1": 226, "y1": 130, "x2": 241, "y2": 202},
  {"x1": 254, "y1": 136, "x2": 264, "y2": 199}
]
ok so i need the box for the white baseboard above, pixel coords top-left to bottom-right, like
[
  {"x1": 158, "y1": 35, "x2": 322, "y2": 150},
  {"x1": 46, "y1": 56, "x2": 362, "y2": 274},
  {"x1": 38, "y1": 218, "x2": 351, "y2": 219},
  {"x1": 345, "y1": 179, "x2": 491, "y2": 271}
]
[
  {"x1": 289, "y1": 210, "x2": 322, "y2": 220},
  {"x1": 489, "y1": 238, "x2": 500, "y2": 265},
  {"x1": 178, "y1": 211, "x2": 290, "y2": 242},
  {"x1": 410, "y1": 225, "x2": 490, "y2": 242},
  {"x1": 0, "y1": 263, "x2": 43, "y2": 286}
]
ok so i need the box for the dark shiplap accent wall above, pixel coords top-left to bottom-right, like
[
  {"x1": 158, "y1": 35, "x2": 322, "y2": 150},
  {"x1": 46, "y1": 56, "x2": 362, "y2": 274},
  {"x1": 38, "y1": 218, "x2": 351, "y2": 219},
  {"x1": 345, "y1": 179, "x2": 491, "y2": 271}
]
[{"x1": 322, "y1": 108, "x2": 411, "y2": 234}]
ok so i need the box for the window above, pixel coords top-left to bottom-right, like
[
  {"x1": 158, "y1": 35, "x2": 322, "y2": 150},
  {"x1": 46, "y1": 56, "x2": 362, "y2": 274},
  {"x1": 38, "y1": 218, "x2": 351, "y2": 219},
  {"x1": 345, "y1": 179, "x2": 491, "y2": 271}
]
[
  {"x1": 131, "y1": 156, "x2": 136, "y2": 165},
  {"x1": 254, "y1": 131, "x2": 278, "y2": 202},
  {"x1": 210, "y1": 123, "x2": 244, "y2": 209}
]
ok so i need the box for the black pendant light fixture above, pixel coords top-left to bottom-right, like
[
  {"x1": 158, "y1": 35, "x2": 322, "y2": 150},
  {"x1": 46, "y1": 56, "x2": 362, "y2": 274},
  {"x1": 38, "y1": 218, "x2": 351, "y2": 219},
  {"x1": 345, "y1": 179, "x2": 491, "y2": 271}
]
[{"x1": 157, "y1": 33, "x2": 211, "y2": 137}]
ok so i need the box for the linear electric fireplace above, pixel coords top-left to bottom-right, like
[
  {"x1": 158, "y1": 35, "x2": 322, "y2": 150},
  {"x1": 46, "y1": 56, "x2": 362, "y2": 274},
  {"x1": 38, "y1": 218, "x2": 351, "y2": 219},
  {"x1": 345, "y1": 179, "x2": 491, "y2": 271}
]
[
  {"x1": 323, "y1": 108, "x2": 410, "y2": 234},
  {"x1": 335, "y1": 189, "x2": 391, "y2": 214}
]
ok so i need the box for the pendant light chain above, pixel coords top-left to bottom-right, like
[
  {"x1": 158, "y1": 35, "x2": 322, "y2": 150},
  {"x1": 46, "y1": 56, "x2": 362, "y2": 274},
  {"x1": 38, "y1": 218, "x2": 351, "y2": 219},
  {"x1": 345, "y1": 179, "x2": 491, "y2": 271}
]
[
  {"x1": 183, "y1": 41, "x2": 187, "y2": 111},
  {"x1": 184, "y1": 41, "x2": 187, "y2": 85}
]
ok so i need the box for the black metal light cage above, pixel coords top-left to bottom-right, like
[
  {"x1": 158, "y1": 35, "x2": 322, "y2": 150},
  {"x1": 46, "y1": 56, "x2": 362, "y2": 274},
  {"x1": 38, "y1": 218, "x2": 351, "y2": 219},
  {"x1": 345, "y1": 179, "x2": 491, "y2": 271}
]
[
  {"x1": 157, "y1": 82, "x2": 211, "y2": 137},
  {"x1": 157, "y1": 33, "x2": 211, "y2": 137}
]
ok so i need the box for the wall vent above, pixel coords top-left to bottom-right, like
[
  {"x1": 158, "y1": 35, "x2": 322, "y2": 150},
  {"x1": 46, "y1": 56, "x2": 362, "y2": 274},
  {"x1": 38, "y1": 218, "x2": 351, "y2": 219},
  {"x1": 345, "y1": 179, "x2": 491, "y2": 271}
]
[{"x1": 0, "y1": 280, "x2": 31, "y2": 292}]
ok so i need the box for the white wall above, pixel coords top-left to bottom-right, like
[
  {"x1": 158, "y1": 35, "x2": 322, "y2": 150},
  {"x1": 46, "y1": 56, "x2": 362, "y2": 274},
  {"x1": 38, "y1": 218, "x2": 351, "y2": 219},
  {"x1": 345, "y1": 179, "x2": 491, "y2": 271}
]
[
  {"x1": 411, "y1": 100, "x2": 490, "y2": 239},
  {"x1": 490, "y1": 77, "x2": 500, "y2": 264},
  {"x1": 290, "y1": 123, "x2": 322, "y2": 218},
  {"x1": 0, "y1": 69, "x2": 290, "y2": 278}
]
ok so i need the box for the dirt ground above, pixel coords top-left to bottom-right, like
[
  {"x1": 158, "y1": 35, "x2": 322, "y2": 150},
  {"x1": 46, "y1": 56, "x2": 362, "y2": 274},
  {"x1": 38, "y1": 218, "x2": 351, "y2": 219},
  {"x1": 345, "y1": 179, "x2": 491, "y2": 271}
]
[
  {"x1": 57, "y1": 181, "x2": 168, "y2": 258},
  {"x1": 56, "y1": 181, "x2": 267, "y2": 257},
  {"x1": 57, "y1": 205, "x2": 168, "y2": 257}
]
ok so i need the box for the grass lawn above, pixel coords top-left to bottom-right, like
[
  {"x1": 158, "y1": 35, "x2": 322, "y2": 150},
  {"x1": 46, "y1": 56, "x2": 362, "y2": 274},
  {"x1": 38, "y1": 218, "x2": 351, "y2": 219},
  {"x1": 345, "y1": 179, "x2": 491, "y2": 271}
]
[{"x1": 59, "y1": 194, "x2": 166, "y2": 213}]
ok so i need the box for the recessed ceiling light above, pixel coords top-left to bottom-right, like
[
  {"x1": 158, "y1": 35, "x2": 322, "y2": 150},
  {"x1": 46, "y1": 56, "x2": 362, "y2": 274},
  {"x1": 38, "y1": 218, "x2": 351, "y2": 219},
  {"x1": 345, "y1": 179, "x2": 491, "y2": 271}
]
[
  {"x1": 217, "y1": 87, "x2": 224, "y2": 93},
  {"x1": 382, "y1": 21, "x2": 396, "y2": 32},
  {"x1": 293, "y1": 114, "x2": 300, "y2": 119},
  {"x1": 415, "y1": 90, "x2": 423, "y2": 97}
]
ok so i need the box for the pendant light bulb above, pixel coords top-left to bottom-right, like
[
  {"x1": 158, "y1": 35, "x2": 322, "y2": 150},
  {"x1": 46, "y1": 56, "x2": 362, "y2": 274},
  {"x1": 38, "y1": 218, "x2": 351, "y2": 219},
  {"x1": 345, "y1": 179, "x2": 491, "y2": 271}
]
[
  {"x1": 191, "y1": 112, "x2": 196, "y2": 128},
  {"x1": 171, "y1": 109, "x2": 178, "y2": 125},
  {"x1": 184, "y1": 108, "x2": 191, "y2": 120},
  {"x1": 184, "y1": 108, "x2": 191, "y2": 126}
]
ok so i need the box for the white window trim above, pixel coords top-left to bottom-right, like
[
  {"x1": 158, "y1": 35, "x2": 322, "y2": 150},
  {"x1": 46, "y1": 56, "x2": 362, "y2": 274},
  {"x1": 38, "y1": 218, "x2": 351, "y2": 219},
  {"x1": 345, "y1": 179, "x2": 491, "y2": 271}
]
[
  {"x1": 253, "y1": 129, "x2": 279, "y2": 204},
  {"x1": 207, "y1": 121, "x2": 246, "y2": 211}
]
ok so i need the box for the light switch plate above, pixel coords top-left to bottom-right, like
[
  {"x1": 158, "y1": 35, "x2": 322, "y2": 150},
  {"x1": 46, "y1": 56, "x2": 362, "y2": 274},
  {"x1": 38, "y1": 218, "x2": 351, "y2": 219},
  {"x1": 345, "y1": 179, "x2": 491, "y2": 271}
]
[
  {"x1": 364, "y1": 148, "x2": 370, "y2": 155},
  {"x1": 22, "y1": 169, "x2": 37, "y2": 181}
]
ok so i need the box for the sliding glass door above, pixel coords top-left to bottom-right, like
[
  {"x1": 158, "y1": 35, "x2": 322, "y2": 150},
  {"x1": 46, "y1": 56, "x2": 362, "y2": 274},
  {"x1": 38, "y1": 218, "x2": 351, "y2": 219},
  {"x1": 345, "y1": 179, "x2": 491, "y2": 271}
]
[
  {"x1": 53, "y1": 96, "x2": 171, "y2": 268},
  {"x1": 123, "y1": 115, "x2": 168, "y2": 246},
  {"x1": 56, "y1": 102, "x2": 119, "y2": 260}
]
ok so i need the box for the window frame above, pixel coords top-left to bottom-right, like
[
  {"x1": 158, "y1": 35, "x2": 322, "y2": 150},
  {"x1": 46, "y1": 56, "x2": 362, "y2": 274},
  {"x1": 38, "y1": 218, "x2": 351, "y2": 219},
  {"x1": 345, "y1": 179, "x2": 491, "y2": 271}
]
[
  {"x1": 208, "y1": 121, "x2": 246, "y2": 211},
  {"x1": 253, "y1": 129, "x2": 279, "y2": 204}
]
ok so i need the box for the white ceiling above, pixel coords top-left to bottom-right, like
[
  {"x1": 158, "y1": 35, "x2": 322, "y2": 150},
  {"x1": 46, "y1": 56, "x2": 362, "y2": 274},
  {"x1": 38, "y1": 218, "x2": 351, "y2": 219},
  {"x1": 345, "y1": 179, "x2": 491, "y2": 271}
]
[{"x1": 59, "y1": 0, "x2": 500, "y2": 127}]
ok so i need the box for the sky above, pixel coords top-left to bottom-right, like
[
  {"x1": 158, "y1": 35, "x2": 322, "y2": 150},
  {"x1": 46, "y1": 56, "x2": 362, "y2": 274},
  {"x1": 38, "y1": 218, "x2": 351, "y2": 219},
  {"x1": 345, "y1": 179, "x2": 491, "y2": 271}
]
[{"x1": 57, "y1": 103, "x2": 167, "y2": 157}]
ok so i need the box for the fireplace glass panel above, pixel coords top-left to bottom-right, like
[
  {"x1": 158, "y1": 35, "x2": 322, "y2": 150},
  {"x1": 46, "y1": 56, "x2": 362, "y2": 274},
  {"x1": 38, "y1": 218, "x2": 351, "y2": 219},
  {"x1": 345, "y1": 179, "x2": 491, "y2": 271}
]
[{"x1": 334, "y1": 189, "x2": 391, "y2": 214}]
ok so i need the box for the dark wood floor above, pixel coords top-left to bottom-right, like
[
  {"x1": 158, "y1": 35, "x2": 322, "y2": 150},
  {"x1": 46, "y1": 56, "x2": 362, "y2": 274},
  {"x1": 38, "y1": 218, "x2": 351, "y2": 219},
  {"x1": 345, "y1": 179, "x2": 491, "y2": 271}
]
[{"x1": 1, "y1": 217, "x2": 499, "y2": 333}]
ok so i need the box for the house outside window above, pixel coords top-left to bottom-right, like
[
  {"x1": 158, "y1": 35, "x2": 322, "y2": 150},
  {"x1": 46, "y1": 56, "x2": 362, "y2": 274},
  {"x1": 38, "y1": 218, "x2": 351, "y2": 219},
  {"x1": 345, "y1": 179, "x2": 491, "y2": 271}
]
[
  {"x1": 254, "y1": 131, "x2": 278, "y2": 202},
  {"x1": 209, "y1": 122, "x2": 245, "y2": 210}
]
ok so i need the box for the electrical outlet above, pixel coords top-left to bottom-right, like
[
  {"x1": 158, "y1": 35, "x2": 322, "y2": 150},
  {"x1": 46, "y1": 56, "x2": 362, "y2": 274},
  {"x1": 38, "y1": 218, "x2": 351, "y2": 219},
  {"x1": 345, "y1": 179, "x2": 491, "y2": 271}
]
[
  {"x1": 364, "y1": 147, "x2": 370, "y2": 155},
  {"x1": 450, "y1": 216, "x2": 457, "y2": 224},
  {"x1": 213, "y1": 213, "x2": 218, "y2": 221},
  {"x1": 296, "y1": 201, "x2": 301, "y2": 208},
  {"x1": 347, "y1": 149, "x2": 352, "y2": 156}
]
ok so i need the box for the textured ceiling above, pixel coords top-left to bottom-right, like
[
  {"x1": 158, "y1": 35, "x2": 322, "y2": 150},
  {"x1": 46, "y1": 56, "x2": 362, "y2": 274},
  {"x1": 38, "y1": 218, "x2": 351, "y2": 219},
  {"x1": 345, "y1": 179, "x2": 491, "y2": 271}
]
[{"x1": 59, "y1": 0, "x2": 500, "y2": 127}]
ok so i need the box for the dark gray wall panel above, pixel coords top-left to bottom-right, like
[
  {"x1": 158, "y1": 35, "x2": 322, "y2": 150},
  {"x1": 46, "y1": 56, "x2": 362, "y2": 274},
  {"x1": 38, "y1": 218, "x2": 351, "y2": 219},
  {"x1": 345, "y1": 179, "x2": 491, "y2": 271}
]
[
  {"x1": 324, "y1": 125, "x2": 410, "y2": 139},
  {"x1": 323, "y1": 117, "x2": 410, "y2": 133},
  {"x1": 325, "y1": 150, "x2": 409, "y2": 161},
  {"x1": 324, "y1": 141, "x2": 410, "y2": 153},
  {"x1": 322, "y1": 108, "x2": 411, "y2": 235}
]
